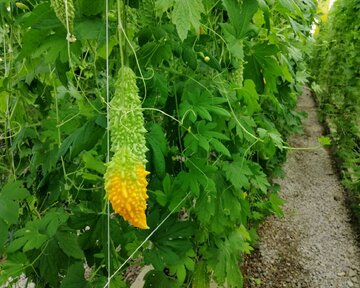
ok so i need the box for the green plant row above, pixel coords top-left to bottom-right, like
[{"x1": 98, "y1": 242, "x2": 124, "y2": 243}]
[
  {"x1": 311, "y1": 0, "x2": 360, "y2": 219},
  {"x1": 0, "y1": 0, "x2": 315, "y2": 287}
]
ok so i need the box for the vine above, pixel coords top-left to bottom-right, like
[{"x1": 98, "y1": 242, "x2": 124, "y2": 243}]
[
  {"x1": 0, "y1": 0, "x2": 316, "y2": 287},
  {"x1": 311, "y1": 0, "x2": 360, "y2": 220}
]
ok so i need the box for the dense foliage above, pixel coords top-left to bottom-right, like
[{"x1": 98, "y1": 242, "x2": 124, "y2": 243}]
[
  {"x1": 311, "y1": 0, "x2": 360, "y2": 218},
  {"x1": 0, "y1": 0, "x2": 315, "y2": 287}
]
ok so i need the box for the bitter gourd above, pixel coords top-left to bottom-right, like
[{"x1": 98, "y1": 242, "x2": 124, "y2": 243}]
[{"x1": 105, "y1": 66, "x2": 150, "y2": 229}]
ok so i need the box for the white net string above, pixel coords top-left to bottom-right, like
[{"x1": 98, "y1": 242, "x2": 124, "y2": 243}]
[{"x1": 105, "y1": 0, "x2": 111, "y2": 285}]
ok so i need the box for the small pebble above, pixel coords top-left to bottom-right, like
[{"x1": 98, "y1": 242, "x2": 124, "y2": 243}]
[{"x1": 349, "y1": 269, "x2": 357, "y2": 277}]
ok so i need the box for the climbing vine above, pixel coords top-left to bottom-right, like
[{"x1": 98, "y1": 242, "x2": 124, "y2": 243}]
[
  {"x1": 0, "y1": 0, "x2": 316, "y2": 287},
  {"x1": 311, "y1": 0, "x2": 360, "y2": 220}
]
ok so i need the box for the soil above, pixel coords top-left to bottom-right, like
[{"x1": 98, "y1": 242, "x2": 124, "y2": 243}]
[{"x1": 243, "y1": 88, "x2": 360, "y2": 288}]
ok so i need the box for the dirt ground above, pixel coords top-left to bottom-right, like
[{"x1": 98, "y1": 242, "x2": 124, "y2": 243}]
[{"x1": 243, "y1": 88, "x2": 360, "y2": 288}]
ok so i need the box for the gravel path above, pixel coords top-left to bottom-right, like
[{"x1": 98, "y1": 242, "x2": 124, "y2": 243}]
[{"x1": 244, "y1": 89, "x2": 360, "y2": 288}]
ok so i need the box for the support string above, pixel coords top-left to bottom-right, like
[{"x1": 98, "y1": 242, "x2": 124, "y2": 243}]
[
  {"x1": 105, "y1": 0, "x2": 111, "y2": 285},
  {"x1": 63, "y1": 0, "x2": 72, "y2": 67}
]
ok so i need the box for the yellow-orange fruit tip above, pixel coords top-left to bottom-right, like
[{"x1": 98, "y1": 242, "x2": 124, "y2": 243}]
[{"x1": 104, "y1": 148, "x2": 150, "y2": 229}]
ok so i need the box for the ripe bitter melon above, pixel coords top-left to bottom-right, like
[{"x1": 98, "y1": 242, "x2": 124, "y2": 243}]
[{"x1": 104, "y1": 67, "x2": 150, "y2": 229}]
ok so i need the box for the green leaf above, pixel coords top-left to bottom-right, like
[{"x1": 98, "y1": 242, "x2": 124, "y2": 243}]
[
  {"x1": 249, "y1": 162, "x2": 270, "y2": 193},
  {"x1": 208, "y1": 234, "x2": 244, "y2": 287},
  {"x1": 151, "y1": 218, "x2": 194, "y2": 246},
  {"x1": 195, "y1": 190, "x2": 216, "y2": 225},
  {"x1": 152, "y1": 175, "x2": 173, "y2": 207},
  {"x1": 0, "y1": 198, "x2": 18, "y2": 225},
  {"x1": 222, "y1": 158, "x2": 252, "y2": 190},
  {"x1": 222, "y1": 0, "x2": 258, "y2": 38},
  {"x1": 147, "y1": 124, "x2": 168, "y2": 178},
  {"x1": 197, "y1": 122, "x2": 230, "y2": 141},
  {"x1": 32, "y1": 34, "x2": 68, "y2": 64},
  {"x1": 58, "y1": 119, "x2": 104, "y2": 160},
  {"x1": 268, "y1": 131, "x2": 284, "y2": 149},
  {"x1": 238, "y1": 224, "x2": 251, "y2": 241},
  {"x1": 210, "y1": 138, "x2": 231, "y2": 157},
  {"x1": 163, "y1": 174, "x2": 172, "y2": 195},
  {"x1": 269, "y1": 193, "x2": 284, "y2": 217},
  {"x1": 180, "y1": 84, "x2": 214, "y2": 122},
  {"x1": 11, "y1": 223, "x2": 49, "y2": 252},
  {"x1": 6, "y1": 236, "x2": 29, "y2": 254},
  {"x1": 221, "y1": 23, "x2": 244, "y2": 59},
  {"x1": 184, "y1": 158, "x2": 217, "y2": 197},
  {"x1": 169, "y1": 249, "x2": 195, "y2": 283},
  {"x1": 207, "y1": 106, "x2": 231, "y2": 118},
  {"x1": 109, "y1": 276, "x2": 128, "y2": 288},
  {"x1": 22, "y1": 230, "x2": 48, "y2": 252},
  {"x1": 82, "y1": 151, "x2": 106, "y2": 174},
  {"x1": 16, "y1": 2, "x2": 59, "y2": 30},
  {"x1": 0, "y1": 253, "x2": 29, "y2": 285},
  {"x1": 192, "y1": 261, "x2": 209, "y2": 288},
  {"x1": 37, "y1": 209, "x2": 69, "y2": 237},
  {"x1": 318, "y1": 136, "x2": 331, "y2": 146},
  {"x1": 257, "y1": 0, "x2": 270, "y2": 31},
  {"x1": 1, "y1": 180, "x2": 29, "y2": 200},
  {"x1": 277, "y1": 0, "x2": 303, "y2": 18},
  {"x1": 144, "y1": 270, "x2": 180, "y2": 288},
  {"x1": 252, "y1": 211, "x2": 264, "y2": 221},
  {"x1": 155, "y1": 0, "x2": 175, "y2": 16},
  {"x1": 77, "y1": 214, "x2": 106, "y2": 250},
  {"x1": 144, "y1": 245, "x2": 180, "y2": 270},
  {"x1": 238, "y1": 80, "x2": 260, "y2": 115},
  {"x1": 244, "y1": 42, "x2": 282, "y2": 93},
  {"x1": 154, "y1": 190, "x2": 168, "y2": 206},
  {"x1": 75, "y1": 19, "x2": 105, "y2": 41},
  {"x1": 7, "y1": 209, "x2": 68, "y2": 253},
  {"x1": 139, "y1": 41, "x2": 173, "y2": 66},
  {"x1": 220, "y1": 189, "x2": 243, "y2": 223},
  {"x1": 172, "y1": 0, "x2": 205, "y2": 41},
  {"x1": 97, "y1": 36, "x2": 118, "y2": 59},
  {"x1": 144, "y1": 215, "x2": 194, "y2": 270},
  {"x1": 144, "y1": 71, "x2": 169, "y2": 108},
  {"x1": 77, "y1": 0, "x2": 105, "y2": 16},
  {"x1": 151, "y1": 43, "x2": 173, "y2": 65},
  {"x1": 244, "y1": 54, "x2": 264, "y2": 92},
  {"x1": 60, "y1": 262, "x2": 90, "y2": 288},
  {"x1": 0, "y1": 219, "x2": 7, "y2": 253},
  {"x1": 39, "y1": 239, "x2": 64, "y2": 287},
  {"x1": 56, "y1": 231, "x2": 85, "y2": 260},
  {"x1": 175, "y1": 264, "x2": 186, "y2": 283}
]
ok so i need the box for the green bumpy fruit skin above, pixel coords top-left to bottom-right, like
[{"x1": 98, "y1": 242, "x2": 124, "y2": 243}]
[
  {"x1": 232, "y1": 59, "x2": 244, "y2": 89},
  {"x1": 50, "y1": 0, "x2": 75, "y2": 32},
  {"x1": 110, "y1": 67, "x2": 148, "y2": 163}
]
